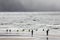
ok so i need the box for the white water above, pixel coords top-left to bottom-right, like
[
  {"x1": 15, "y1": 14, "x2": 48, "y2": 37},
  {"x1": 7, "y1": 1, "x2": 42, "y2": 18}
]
[{"x1": 0, "y1": 12, "x2": 60, "y2": 40}]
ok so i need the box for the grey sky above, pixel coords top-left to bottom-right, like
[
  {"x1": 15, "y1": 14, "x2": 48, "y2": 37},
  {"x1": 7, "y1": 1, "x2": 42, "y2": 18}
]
[{"x1": 0, "y1": 0, "x2": 60, "y2": 12}]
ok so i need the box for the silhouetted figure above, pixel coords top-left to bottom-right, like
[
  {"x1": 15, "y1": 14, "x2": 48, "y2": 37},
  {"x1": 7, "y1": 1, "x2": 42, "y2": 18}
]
[
  {"x1": 43, "y1": 29, "x2": 44, "y2": 31},
  {"x1": 17, "y1": 30, "x2": 19, "y2": 32},
  {"x1": 29, "y1": 29, "x2": 30, "y2": 32},
  {"x1": 22, "y1": 29, "x2": 25, "y2": 31},
  {"x1": 46, "y1": 29, "x2": 49, "y2": 36},
  {"x1": 6, "y1": 29, "x2": 8, "y2": 32},
  {"x1": 9, "y1": 30, "x2": 11, "y2": 32},
  {"x1": 31, "y1": 30, "x2": 33, "y2": 37}
]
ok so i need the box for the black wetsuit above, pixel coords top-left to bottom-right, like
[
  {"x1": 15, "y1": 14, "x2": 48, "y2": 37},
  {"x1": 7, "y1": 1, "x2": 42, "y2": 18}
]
[
  {"x1": 43, "y1": 29, "x2": 44, "y2": 31},
  {"x1": 31, "y1": 30, "x2": 33, "y2": 37},
  {"x1": 46, "y1": 29, "x2": 49, "y2": 36}
]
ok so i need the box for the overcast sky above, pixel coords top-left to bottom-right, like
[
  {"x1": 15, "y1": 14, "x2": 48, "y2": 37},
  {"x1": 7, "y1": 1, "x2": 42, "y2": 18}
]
[{"x1": 0, "y1": 0, "x2": 60, "y2": 12}]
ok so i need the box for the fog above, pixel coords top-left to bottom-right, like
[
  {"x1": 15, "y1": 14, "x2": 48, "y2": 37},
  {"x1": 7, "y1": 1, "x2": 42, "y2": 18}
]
[{"x1": 0, "y1": 0, "x2": 60, "y2": 11}]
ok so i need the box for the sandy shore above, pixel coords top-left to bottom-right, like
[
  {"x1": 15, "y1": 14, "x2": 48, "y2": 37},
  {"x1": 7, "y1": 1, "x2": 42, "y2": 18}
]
[{"x1": 0, "y1": 37, "x2": 35, "y2": 40}]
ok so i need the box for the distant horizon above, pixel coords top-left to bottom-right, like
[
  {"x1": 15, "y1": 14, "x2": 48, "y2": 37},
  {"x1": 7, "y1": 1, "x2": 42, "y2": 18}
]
[{"x1": 0, "y1": 12, "x2": 60, "y2": 15}]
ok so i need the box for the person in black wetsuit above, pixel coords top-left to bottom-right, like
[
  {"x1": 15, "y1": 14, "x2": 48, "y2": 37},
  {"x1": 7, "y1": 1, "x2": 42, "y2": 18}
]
[
  {"x1": 29, "y1": 29, "x2": 30, "y2": 32},
  {"x1": 9, "y1": 29, "x2": 11, "y2": 32},
  {"x1": 43, "y1": 29, "x2": 44, "y2": 31},
  {"x1": 6, "y1": 29, "x2": 8, "y2": 32},
  {"x1": 46, "y1": 29, "x2": 49, "y2": 36},
  {"x1": 31, "y1": 30, "x2": 33, "y2": 37}
]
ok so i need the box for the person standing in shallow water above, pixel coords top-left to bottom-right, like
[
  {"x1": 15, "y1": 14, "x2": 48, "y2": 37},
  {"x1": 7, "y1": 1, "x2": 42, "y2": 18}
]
[
  {"x1": 43, "y1": 29, "x2": 44, "y2": 31},
  {"x1": 31, "y1": 30, "x2": 33, "y2": 37},
  {"x1": 46, "y1": 29, "x2": 49, "y2": 36}
]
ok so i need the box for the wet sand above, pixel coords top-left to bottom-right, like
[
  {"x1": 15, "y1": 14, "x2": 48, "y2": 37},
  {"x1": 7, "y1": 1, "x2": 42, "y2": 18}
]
[
  {"x1": 0, "y1": 37, "x2": 35, "y2": 40},
  {"x1": 0, "y1": 38, "x2": 34, "y2": 40}
]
